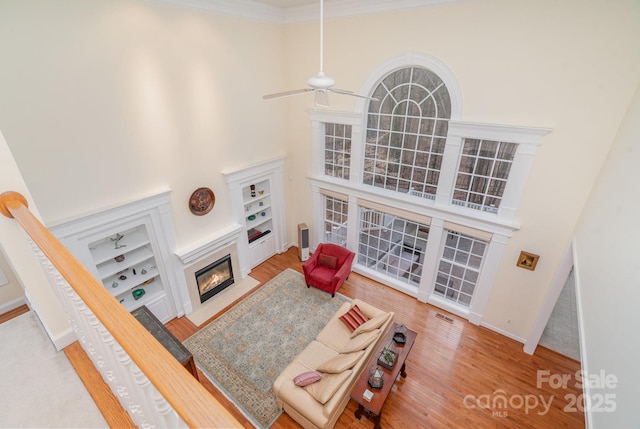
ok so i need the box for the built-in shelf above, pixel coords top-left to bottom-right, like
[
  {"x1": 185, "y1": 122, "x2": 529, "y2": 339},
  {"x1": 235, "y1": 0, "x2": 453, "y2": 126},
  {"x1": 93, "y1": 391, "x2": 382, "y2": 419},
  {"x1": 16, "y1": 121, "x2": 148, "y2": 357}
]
[
  {"x1": 223, "y1": 156, "x2": 287, "y2": 274},
  {"x1": 50, "y1": 190, "x2": 188, "y2": 323},
  {"x1": 87, "y1": 225, "x2": 165, "y2": 312}
]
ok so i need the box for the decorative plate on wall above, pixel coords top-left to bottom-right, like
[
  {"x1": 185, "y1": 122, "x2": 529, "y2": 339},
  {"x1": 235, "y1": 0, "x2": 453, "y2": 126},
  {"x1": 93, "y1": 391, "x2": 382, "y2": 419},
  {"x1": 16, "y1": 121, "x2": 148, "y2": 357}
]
[{"x1": 189, "y1": 187, "x2": 215, "y2": 216}]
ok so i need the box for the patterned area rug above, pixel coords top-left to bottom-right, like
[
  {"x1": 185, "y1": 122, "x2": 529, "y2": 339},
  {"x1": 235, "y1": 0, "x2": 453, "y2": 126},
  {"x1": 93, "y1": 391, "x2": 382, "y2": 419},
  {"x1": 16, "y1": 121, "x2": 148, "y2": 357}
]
[{"x1": 183, "y1": 268, "x2": 350, "y2": 429}]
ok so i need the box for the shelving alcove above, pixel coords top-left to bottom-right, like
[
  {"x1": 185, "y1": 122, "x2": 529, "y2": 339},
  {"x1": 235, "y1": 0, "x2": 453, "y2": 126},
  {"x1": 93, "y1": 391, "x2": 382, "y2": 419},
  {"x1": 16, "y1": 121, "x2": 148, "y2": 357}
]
[
  {"x1": 50, "y1": 190, "x2": 189, "y2": 323},
  {"x1": 223, "y1": 156, "x2": 287, "y2": 277}
]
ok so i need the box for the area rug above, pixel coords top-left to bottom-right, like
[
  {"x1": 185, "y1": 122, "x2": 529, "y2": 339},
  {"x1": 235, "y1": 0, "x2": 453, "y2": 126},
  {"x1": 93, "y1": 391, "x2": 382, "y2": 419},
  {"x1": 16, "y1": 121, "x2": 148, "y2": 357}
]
[{"x1": 183, "y1": 268, "x2": 350, "y2": 429}]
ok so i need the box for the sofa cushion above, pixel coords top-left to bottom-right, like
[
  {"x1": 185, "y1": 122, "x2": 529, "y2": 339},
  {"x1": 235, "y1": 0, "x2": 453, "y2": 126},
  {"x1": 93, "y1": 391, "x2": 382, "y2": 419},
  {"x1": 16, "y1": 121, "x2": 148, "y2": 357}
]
[
  {"x1": 351, "y1": 312, "x2": 392, "y2": 338},
  {"x1": 339, "y1": 304, "x2": 369, "y2": 331},
  {"x1": 317, "y1": 253, "x2": 338, "y2": 269},
  {"x1": 304, "y1": 370, "x2": 352, "y2": 405},
  {"x1": 316, "y1": 350, "x2": 364, "y2": 374},
  {"x1": 337, "y1": 329, "x2": 380, "y2": 353}
]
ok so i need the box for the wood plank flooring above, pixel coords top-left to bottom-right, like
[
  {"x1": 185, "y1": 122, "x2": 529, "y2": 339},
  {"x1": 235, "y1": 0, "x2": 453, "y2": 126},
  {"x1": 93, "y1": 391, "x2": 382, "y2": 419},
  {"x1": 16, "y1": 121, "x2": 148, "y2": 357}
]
[
  {"x1": 1, "y1": 248, "x2": 584, "y2": 428},
  {"x1": 167, "y1": 247, "x2": 585, "y2": 429}
]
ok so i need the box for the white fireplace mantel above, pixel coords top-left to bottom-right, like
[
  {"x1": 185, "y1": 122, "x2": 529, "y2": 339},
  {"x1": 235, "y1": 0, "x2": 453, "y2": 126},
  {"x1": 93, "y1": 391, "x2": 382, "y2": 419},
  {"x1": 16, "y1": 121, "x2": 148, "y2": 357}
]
[{"x1": 174, "y1": 223, "x2": 244, "y2": 267}]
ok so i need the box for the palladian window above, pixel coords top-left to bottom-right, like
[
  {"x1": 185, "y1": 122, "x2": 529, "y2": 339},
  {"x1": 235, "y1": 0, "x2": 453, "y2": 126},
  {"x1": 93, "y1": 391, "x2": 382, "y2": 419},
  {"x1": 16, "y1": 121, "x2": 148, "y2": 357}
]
[
  {"x1": 309, "y1": 54, "x2": 548, "y2": 321},
  {"x1": 363, "y1": 67, "x2": 451, "y2": 199}
]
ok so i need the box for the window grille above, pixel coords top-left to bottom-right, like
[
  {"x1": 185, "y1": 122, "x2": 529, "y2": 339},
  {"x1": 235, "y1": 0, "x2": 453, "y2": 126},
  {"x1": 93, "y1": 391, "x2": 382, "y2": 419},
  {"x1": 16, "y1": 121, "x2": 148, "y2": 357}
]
[
  {"x1": 434, "y1": 231, "x2": 487, "y2": 307},
  {"x1": 324, "y1": 123, "x2": 352, "y2": 180},
  {"x1": 363, "y1": 67, "x2": 451, "y2": 199},
  {"x1": 452, "y1": 139, "x2": 517, "y2": 213},
  {"x1": 357, "y1": 206, "x2": 429, "y2": 287},
  {"x1": 323, "y1": 195, "x2": 348, "y2": 246}
]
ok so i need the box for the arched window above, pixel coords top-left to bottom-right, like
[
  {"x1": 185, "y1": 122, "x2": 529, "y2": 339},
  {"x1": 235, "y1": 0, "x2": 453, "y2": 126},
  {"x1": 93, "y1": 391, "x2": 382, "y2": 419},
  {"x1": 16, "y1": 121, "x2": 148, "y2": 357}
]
[{"x1": 363, "y1": 67, "x2": 451, "y2": 200}]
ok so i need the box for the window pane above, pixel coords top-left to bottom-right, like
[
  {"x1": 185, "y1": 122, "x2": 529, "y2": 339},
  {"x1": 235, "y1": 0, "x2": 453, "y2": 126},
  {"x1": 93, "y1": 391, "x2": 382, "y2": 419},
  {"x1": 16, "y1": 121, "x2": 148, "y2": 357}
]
[
  {"x1": 452, "y1": 139, "x2": 517, "y2": 212},
  {"x1": 324, "y1": 195, "x2": 348, "y2": 246},
  {"x1": 357, "y1": 206, "x2": 429, "y2": 288},
  {"x1": 324, "y1": 123, "x2": 352, "y2": 180},
  {"x1": 434, "y1": 230, "x2": 487, "y2": 307},
  {"x1": 364, "y1": 66, "x2": 451, "y2": 201}
]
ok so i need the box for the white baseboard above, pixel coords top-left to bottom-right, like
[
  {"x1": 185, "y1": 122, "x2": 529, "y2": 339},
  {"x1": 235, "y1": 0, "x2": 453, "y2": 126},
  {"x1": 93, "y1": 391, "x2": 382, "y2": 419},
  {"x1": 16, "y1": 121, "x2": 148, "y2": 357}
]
[
  {"x1": 51, "y1": 326, "x2": 77, "y2": 351},
  {"x1": 481, "y1": 321, "x2": 526, "y2": 344},
  {"x1": 0, "y1": 296, "x2": 26, "y2": 315}
]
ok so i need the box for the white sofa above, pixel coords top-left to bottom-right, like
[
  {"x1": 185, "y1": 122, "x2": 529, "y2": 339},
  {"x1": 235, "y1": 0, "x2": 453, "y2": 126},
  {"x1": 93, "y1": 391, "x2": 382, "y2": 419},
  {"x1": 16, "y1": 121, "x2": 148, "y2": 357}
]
[{"x1": 272, "y1": 299, "x2": 394, "y2": 429}]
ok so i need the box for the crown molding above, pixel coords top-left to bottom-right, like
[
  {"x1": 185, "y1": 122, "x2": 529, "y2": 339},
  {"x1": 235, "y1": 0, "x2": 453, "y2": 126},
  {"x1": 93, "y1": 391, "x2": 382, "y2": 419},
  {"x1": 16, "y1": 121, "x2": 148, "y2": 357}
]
[{"x1": 148, "y1": 0, "x2": 462, "y2": 24}]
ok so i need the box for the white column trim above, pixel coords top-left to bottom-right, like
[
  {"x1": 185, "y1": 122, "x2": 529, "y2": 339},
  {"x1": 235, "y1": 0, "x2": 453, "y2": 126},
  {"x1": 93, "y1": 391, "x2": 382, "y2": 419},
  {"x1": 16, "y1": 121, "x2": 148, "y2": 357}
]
[
  {"x1": 468, "y1": 233, "x2": 509, "y2": 325},
  {"x1": 417, "y1": 217, "x2": 444, "y2": 302}
]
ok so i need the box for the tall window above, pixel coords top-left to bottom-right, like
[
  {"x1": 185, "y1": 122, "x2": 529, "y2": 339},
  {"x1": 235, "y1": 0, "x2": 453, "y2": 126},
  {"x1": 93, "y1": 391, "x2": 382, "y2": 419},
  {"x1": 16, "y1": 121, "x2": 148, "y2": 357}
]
[
  {"x1": 324, "y1": 123, "x2": 352, "y2": 180},
  {"x1": 323, "y1": 195, "x2": 348, "y2": 246},
  {"x1": 452, "y1": 139, "x2": 517, "y2": 213},
  {"x1": 358, "y1": 206, "x2": 428, "y2": 287},
  {"x1": 363, "y1": 67, "x2": 451, "y2": 199},
  {"x1": 434, "y1": 231, "x2": 487, "y2": 307}
]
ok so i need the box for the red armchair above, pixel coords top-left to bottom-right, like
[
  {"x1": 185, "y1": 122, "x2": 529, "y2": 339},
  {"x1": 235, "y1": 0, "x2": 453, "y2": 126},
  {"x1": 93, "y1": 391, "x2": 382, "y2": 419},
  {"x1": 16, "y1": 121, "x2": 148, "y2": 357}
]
[{"x1": 302, "y1": 243, "x2": 355, "y2": 297}]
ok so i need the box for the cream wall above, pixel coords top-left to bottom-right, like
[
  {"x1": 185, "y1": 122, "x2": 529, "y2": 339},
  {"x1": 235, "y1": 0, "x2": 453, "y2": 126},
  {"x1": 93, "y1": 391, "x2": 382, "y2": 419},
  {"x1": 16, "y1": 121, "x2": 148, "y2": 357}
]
[
  {"x1": 573, "y1": 82, "x2": 640, "y2": 427},
  {"x1": 1, "y1": 0, "x2": 640, "y2": 353},
  {"x1": 0, "y1": 246, "x2": 25, "y2": 312},
  {"x1": 282, "y1": 0, "x2": 640, "y2": 340},
  {"x1": 0, "y1": 0, "x2": 288, "y2": 249},
  {"x1": 0, "y1": 131, "x2": 70, "y2": 347}
]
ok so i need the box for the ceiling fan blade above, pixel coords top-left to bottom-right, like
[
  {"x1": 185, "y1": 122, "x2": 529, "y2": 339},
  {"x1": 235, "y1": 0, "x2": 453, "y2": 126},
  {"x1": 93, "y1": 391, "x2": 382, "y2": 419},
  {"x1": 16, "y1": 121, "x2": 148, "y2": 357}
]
[
  {"x1": 329, "y1": 88, "x2": 379, "y2": 101},
  {"x1": 263, "y1": 88, "x2": 313, "y2": 100},
  {"x1": 314, "y1": 90, "x2": 330, "y2": 107}
]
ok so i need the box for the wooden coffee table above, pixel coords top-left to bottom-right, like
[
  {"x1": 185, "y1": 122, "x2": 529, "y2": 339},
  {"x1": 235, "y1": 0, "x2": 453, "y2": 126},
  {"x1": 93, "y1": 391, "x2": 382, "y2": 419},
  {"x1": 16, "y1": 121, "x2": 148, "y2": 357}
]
[{"x1": 350, "y1": 324, "x2": 417, "y2": 429}]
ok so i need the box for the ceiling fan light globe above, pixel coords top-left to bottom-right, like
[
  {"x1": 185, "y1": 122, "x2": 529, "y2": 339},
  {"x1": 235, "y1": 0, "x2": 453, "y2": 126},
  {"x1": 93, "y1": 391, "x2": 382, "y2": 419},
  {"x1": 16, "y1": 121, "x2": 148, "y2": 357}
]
[{"x1": 308, "y1": 73, "x2": 335, "y2": 90}]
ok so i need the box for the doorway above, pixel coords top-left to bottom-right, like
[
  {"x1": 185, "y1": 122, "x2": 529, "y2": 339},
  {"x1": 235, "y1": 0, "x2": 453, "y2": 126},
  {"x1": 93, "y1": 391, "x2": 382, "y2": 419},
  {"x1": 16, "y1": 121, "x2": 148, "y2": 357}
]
[{"x1": 538, "y1": 268, "x2": 580, "y2": 361}]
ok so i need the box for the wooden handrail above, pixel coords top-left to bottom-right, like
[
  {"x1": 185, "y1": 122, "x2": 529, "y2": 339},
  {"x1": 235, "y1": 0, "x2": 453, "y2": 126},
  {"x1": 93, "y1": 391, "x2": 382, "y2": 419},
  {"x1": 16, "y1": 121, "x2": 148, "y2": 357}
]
[{"x1": 0, "y1": 191, "x2": 241, "y2": 428}]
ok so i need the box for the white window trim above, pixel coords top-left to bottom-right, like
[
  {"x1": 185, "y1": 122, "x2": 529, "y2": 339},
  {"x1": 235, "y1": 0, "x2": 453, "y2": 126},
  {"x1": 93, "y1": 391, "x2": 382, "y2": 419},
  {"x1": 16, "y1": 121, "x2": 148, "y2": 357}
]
[
  {"x1": 446, "y1": 121, "x2": 551, "y2": 223},
  {"x1": 353, "y1": 51, "x2": 463, "y2": 121},
  {"x1": 307, "y1": 53, "x2": 553, "y2": 325},
  {"x1": 308, "y1": 110, "x2": 362, "y2": 183}
]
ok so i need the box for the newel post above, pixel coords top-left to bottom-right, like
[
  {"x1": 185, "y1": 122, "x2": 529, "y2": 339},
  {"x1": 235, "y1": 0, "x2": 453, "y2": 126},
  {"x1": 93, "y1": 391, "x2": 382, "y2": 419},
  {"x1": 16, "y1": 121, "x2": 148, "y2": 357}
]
[{"x1": 0, "y1": 191, "x2": 28, "y2": 218}]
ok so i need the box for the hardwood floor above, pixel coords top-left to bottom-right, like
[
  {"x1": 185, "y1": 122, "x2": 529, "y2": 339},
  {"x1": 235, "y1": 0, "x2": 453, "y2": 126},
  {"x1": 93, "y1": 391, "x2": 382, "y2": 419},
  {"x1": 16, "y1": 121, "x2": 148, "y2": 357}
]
[
  {"x1": 166, "y1": 247, "x2": 585, "y2": 429},
  {"x1": 0, "y1": 303, "x2": 28, "y2": 323},
  {"x1": 1, "y1": 249, "x2": 583, "y2": 428}
]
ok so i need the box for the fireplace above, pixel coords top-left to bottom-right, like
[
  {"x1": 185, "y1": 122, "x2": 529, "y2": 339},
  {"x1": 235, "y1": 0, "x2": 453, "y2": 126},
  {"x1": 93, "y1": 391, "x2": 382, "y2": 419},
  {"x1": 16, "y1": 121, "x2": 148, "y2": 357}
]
[{"x1": 195, "y1": 254, "x2": 234, "y2": 303}]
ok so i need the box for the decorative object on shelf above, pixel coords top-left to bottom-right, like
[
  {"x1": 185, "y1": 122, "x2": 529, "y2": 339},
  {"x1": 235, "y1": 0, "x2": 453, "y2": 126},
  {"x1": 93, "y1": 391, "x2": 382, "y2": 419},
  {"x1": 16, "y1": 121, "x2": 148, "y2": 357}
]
[
  {"x1": 132, "y1": 288, "x2": 145, "y2": 300},
  {"x1": 250, "y1": 184, "x2": 256, "y2": 197},
  {"x1": 258, "y1": 190, "x2": 264, "y2": 195},
  {"x1": 259, "y1": 201, "x2": 264, "y2": 206},
  {"x1": 248, "y1": 214, "x2": 256, "y2": 221},
  {"x1": 189, "y1": 187, "x2": 215, "y2": 216},
  {"x1": 140, "y1": 278, "x2": 153, "y2": 286},
  {"x1": 118, "y1": 275, "x2": 127, "y2": 281},
  {"x1": 111, "y1": 281, "x2": 118, "y2": 288},
  {"x1": 132, "y1": 268, "x2": 136, "y2": 275},
  {"x1": 141, "y1": 269, "x2": 147, "y2": 275},
  {"x1": 377, "y1": 342, "x2": 398, "y2": 370},
  {"x1": 114, "y1": 254, "x2": 125, "y2": 262},
  {"x1": 368, "y1": 365, "x2": 384, "y2": 389},
  {"x1": 245, "y1": 204, "x2": 251, "y2": 212},
  {"x1": 261, "y1": 211, "x2": 266, "y2": 216},
  {"x1": 517, "y1": 251, "x2": 540, "y2": 271},
  {"x1": 393, "y1": 323, "x2": 407, "y2": 344},
  {"x1": 110, "y1": 233, "x2": 126, "y2": 249}
]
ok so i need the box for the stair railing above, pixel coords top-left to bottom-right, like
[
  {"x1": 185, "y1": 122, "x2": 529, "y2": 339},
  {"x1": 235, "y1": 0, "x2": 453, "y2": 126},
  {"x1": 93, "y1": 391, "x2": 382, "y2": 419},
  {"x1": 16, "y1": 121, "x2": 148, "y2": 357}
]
[{"x1": 0, "y1": 191, "x2": 241, "y2": 429}]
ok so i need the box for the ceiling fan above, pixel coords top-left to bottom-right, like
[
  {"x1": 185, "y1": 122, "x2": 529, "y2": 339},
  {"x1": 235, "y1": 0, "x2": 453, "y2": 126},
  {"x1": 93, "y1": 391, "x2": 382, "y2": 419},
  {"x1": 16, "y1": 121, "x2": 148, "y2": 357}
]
[{"x1": 262, "y1": 0, "x2": 377, "y2": 106}]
